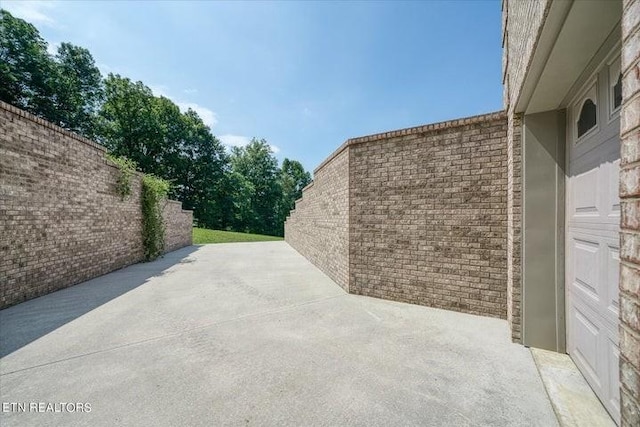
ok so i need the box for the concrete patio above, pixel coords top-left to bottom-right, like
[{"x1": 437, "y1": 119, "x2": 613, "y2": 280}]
[{"x1": 0, "y1": 242, "x2": 557, "y2": 426}]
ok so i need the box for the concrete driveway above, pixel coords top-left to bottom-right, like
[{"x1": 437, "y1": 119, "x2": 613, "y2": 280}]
[{"x1": 0, "y1": 242, "x2": 557, "y2": 426}]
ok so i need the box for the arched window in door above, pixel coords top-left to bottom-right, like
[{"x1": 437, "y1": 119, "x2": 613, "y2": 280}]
[
  {"x1": 613, "y1": 73, "x2": 622, "y2": 110},
  {"x1": 609, "y1": 57, "x2": 622, "y2": 113},
  {"x1": 577, "y1": 98, "x2": 597, "y2": 138}
]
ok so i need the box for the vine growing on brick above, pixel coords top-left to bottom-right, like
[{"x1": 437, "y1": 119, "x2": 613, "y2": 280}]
[
  {"x1": 106, "y1": 154, "x2": 137, "y2": 200},
  {"x1": 141, "y1": 174, "x2": 170, "y2": 261},
  {"x1": 106, "y1": 154, "x2": 171, "y2": 260}
]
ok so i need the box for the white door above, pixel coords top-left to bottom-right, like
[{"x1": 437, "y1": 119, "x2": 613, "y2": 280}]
[{"x1": 566, "y1": 52, "x2": 622, "y2": 424}]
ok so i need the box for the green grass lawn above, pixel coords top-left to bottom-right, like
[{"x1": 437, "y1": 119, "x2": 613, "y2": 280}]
[{"x1": 193, "y1": 227, "x2": 283, "y2": 244}]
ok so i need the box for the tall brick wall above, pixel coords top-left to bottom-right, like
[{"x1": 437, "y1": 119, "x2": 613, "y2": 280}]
[
  {"x1": 284, "y1": 147, "x2": 350, "y2": 290},
  {"x1": 349, "y1": 112, "x2": 508, "y2": 319},
  {"x1": 0, "y1": 101, "x2": 193, "y2": 309},
  {"x1": 620, "y1": 0, "x2": 640, "y2": 424},
  {"x1": 501, "y1": 0, "x2": 551, "y2": 343},
  {"x1": 501, "y1": 1, "x2": 551, "y2": 329},
  {"x1": 285, "y1": 112, "x2": 509, "y2": 319}
]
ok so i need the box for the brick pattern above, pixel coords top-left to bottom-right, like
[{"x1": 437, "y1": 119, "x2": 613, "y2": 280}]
[
  {"x1": 285, "y1": 112, "x2": 509, "y2": 319},
  {"x1": 163, "y1": 200, "x2": 193, "y2": 253},
  {"x1": 349, "y1": 112, "x2": 508, "y2": 318},
  {"x1": 0, "y1": 101, "x2": 192, "y2": 309},
  {"x1": 502, "y1": 0, "x2": 551, "y2": 109},
  {"x1": 620, "y1": 1, "x2": 640, "y2": 424},
  {"x1": 502, "y1": 0, "x2": 550, "y2": 343},
  {"x1": 284, "y1": 148, "x2": 350, "y2": 290},
  {"x1": 506, "y1": 113, "x2": 523, "y2": 342}
]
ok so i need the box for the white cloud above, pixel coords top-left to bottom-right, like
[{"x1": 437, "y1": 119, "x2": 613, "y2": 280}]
[
  {"x1": 149, "y1": 85, "x2": 170, "y2": 98},
  {"x1": 183, "y1": 88, "x2": 198, "y2": 95},
  {"x1": 149, "y1": 86, "x2": 217, "y2": 128},
  {"x1": 219, "y1": 134, "x2": 251, "y2": 148},
  {"x1": 3, "y1": 1, "x2": 58, "y2": 27},
  {"x1": 46, "y1": 41, "x2": 60, "y2": 56},
  {"x1": 176, "y1": 102, "x2": 218, "y2": 128},
  {"x1": 219, "y1": 135, "x2": 280, "y2": 154},
  {"x1": 96, "y1": 63, "x2": 113, "y2": 76}
]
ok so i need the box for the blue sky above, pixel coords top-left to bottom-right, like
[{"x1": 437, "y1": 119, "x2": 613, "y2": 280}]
[{"x1": 4, "y1": 0, "x2": 503, "y2": 173}]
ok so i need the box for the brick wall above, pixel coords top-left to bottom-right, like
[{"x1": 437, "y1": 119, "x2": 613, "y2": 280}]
[
  {"x1": 284, "y1": 147, "x2": 350, "y2": 290},
  {"x1": 501, "y1": 0, "x2": 551, "y2": 341},
  {"x1": 285, "y1": 112, "x2": 509, "y2": 319},
  {"x1": 620, "y1": 0, "x2": 640, "y2": 424},
  {"x1": 349, "y1": 112, "x2": 508, "y2": 318},
  {"x1": 502, "y1": 0, "x2": 551, "y2": 109},
  {"x1": 163, "y1": 200, "x2": 194, "y2": 253},
  {"x1": 501, "y1": 0, "x2": 569, "y2": 332},
  {"x1": 506, "y1": 112, "x2": 523, "y2": 342},
  {"x1": 0, "y1": 101, "x2": 193, "y2": 309}
]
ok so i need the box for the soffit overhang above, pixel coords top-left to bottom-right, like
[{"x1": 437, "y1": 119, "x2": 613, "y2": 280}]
[{"x1": 517, "y1": 0, "x2": 622, "y2": 115}]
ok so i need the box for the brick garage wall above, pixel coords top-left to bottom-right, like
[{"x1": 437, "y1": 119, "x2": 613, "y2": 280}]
[
  {"x1": 506, "y1": 112, "x2": 523, "y2": 342},
  {"x1": 0, "y1": 101, "x2": 193, "y2": 309},
  {"x1": 502, "y1": 0, "x2": 551, "y2": 110},
  {"x1": 620, "y1": 0, "x2": 640, "y2": 424},
  {"x1": 284, "y1": 147, "x2": 350, "y2": 290},
  {"x1": 349, "y1": 112, "x2": 508, "y2": 318},
  {"x1": 502, "y1": 0, "x2": 640, "y2": 421},
  {"x1": 502, "y1": 0, "x2": 552, "y2": 342}
]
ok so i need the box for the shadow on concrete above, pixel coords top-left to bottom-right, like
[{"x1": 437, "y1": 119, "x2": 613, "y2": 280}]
[{"x1": 0, "y1": 245, "x2": 200, "y2": 358}]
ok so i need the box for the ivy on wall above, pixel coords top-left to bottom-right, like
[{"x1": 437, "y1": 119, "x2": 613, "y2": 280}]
[
  {"x1": 108, "y1": 155, "x2": 171, "y2": 261},
  {"x1": 141, "y1": 175, "x2": 170, "y2": 261},
  {"x1": 106, "y1": 154, "x2": 137, "y2": 200}
]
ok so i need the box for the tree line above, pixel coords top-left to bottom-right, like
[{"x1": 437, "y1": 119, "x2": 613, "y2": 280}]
[{"x1": 0, "y1": 10, "x2": 311, "y2": 236}]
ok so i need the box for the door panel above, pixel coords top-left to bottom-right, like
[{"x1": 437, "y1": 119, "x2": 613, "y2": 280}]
[
  {"x1": 572, "y1": 237, "x2": 600, "y2": 301},
  {"x1": 606, "y1": 243, "x2": 620, "y2": 320},
  {"x1": 566, "y1": 51, "x2": 620, "y2": 424},
  {"x1": 607, "y1": 159, "x2": 621, "y2": 219},
  {"x1": 571, "y1": 168, "x2": 600, "y2": 218},
  {"x1": 570, "y1": 301, "x2": 601, "y2": 385},
  {"x1": 607, "y1": 337, "x2": 621, "y2": 415}
]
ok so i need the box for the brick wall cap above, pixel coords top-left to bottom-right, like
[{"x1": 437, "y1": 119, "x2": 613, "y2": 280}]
[
  {"x1": 314, "y1": 110, "x2": 506, "y2": 174},
  {"x1": 0, "y1": 100, "x2": 107, "y2": 153}
]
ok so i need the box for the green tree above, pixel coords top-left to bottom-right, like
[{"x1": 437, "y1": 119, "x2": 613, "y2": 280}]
[
  {"x1": 0, "y1": 9, "x2": 56, "y2": 117},
  {"x1": 0, "y1": 10, "x2": 315, "y2": 237},
  {"x1": 100, "y1": 80, "x2": 231, "y2": 229},
  {"x1": 98, "y1": 74, "x2": 165, "y2": 175},
  {"x1": 230, "y1": 139, "x2": 281, "y2": 236},
  {"x1": 171, "y1": 109, "x2": 229, "y2": 229},
  {"x1": 224, "y1": 171, "x2": 255, "y2": 231},
  {"x1": 151, "y1": 95, "x2": 186, "y2": 178},
  {"x1": 51, "y1": 42, "x2": 104, "y2": 138},
  {"x1": 0, "y1": 12, "x2": 103, "y2": 138},
  {"x1": 277, "y1": 158, "x2": 312, "y2": 234}
]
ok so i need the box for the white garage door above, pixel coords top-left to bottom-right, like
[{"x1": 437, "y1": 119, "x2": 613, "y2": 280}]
[{"x1": 566, "y1": 53, "x2": 621, "y2": 423}]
